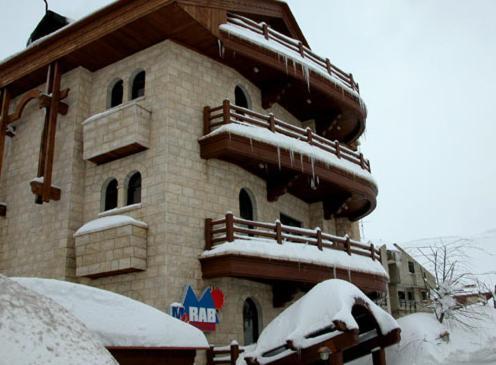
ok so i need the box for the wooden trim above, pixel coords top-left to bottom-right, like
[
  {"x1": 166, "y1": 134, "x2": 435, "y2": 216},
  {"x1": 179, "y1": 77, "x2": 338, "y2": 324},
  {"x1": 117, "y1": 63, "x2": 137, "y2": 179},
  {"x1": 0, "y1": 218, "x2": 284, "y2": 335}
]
[
  {"x1": 200, "y1": 255, "x2": 387, "y2": 293},
  {"x1": 87, "y1": 143, "x2": 149, "y2": 165}
]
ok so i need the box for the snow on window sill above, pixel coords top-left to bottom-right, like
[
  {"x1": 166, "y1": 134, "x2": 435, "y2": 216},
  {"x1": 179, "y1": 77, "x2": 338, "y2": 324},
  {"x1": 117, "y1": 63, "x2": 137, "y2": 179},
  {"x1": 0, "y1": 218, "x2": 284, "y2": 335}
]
[{"x1": 98, "y1": 203, "x2": 142, "y2": 218}]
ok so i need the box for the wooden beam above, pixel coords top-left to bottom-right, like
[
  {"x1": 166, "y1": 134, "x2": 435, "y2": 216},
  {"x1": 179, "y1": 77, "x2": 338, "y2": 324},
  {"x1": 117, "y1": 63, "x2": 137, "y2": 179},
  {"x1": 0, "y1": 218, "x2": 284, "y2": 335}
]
[
  {"x1": 372, "y1": 348, "x2": 386, "y2": 365},
  {"x1": 330, "y1": 351, "x2": 344, "y2": 365}
]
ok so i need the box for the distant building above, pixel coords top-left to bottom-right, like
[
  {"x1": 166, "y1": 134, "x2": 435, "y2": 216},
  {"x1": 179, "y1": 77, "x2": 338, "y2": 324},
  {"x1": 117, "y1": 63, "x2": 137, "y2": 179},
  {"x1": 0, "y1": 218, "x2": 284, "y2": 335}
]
[{"x1": 386, "y1": 244, "x2": 436, "y2": 318}]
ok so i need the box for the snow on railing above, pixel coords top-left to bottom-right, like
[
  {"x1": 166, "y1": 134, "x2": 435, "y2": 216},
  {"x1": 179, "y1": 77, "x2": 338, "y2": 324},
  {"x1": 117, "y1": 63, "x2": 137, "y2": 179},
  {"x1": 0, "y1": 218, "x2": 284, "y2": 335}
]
[
  {"x1": 207, "y1": 342, "x2": 245, "y2": 365},
  {"x1": 205, "y1": 213, "x2": 381, "y2": 262},
  {"x1": 225, "y1": 13, "x2": 360, "y2": 93},
  {"x1": 203, "y1": 100, "x2": 371, "y2": 173}
]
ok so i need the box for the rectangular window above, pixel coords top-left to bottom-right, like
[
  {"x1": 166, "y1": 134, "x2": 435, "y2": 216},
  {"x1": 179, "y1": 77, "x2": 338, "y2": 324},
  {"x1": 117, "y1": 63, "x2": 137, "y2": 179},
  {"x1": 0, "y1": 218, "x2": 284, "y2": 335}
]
[
  {"x1": 398, "y1": 291, "x2": 405, "y2": 300},
  {"x1": 407, "y1": 291, "x2": 414, "y2": 301},
  {"x1": 279, "y1": 213, "x2": 302, "y2": 228},
  {"x1": 408, "y1": 261, "x2": 415, "y2": 273},
  {"x1": 421, "y1": 291, "x2": 428, "y2": 300}
]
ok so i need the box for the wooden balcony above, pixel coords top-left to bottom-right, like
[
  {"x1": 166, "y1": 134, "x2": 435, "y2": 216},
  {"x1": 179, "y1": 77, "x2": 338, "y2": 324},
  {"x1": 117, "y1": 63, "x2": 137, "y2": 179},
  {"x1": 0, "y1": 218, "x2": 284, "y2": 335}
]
[
  {"x1": 219, "y1": 13, "x2": 366, "y2": 143},
  {"x1": 200, "y1": 213, "x2": 387, "y2": 295},
  {"x1": 199, "y1": 101, "x2": 377, "y2": 221}
]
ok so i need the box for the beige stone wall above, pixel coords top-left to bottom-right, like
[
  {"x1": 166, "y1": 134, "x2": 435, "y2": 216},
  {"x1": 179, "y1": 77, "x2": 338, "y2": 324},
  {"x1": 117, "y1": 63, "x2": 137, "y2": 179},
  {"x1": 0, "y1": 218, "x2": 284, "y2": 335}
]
[{"x1": 0, "y1": 39, "x2": 363, "y2": 347}]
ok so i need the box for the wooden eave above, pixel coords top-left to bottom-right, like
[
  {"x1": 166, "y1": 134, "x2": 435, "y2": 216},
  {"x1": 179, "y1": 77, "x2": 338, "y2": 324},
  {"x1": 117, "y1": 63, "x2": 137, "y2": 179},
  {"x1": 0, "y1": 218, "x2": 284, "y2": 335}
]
[
  {"x1": 200, "y1": 254, "x2": 388, "y2": 294},
  {"x1": 199, "y1": 132, "x2": 377, "y2": 220},
  {"x1": 0, "y1": 0, "x2": 306, "y2": 95}
]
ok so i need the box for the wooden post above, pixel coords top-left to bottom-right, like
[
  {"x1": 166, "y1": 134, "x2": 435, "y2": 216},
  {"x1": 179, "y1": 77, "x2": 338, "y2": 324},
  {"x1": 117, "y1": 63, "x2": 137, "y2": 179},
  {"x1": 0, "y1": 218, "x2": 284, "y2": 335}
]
[
  {"x1": 262, "y1": 23, "x2": 269, "y2": 40},
  {"x1": 349, "y1": 73, "x2": 355, "y2": 91},
  {"x1": 206, "y1": 346, "x2": 215, "y2": 365},
  {"x1": 230, "y1": 343, "x2": 240, "y2": 365},
  {"x1": 306, "y1": 127, "x2": 313, "y2": 145},
  {"x1": 316, "y1": 228, "x2": 323, "y2": 251},
  {"x1": 205, "y1": 218, "x2": 213, "y2": 250},
  {"x1": 222, "y1": 99, "x2": 231, "y2": 125},
  {"x1": 330, "y1": 351, "x2": 344, "y2": 365},
  {"x1": 345, "y1": 235, "x2": 351, "y2": 256},
  {"x1": 359, "y1": 152, "x2": 365, "y2": 169},
  {"x1": 370, "y1": 243, "x2": 375, "y2": 261},
  {"x1": 275, "y1": 220, "x2": 282, "y2": 244},
  {"x1": 226, "y1": 212, "x2": 234, "y2": 242},
  {"x1": 335, "y1": 141, "x2": 341, "y2": 158},
  {"x1": 372, "y1": 348, "x2": 386, "y2": 365},
  {"x1": 268, "y1": 113, "x2": 275, "y2": 132},
  {"x1": 298, "y1": 42, "x2": 305, "y2": 58},
  {"x1": 325, "y1": 58, "x2": 332, "y2": 76},
  {"x1": 203, "y1": 106, "x2": 211, "y2": 135}
]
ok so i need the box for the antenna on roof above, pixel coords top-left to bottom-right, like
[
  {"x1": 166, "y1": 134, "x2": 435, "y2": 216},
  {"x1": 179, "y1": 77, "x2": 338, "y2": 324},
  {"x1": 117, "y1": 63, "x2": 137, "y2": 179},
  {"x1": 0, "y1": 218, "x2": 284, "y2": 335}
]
[{"x1": 43, "y1": 0, "x2": 49, "y2": 13}]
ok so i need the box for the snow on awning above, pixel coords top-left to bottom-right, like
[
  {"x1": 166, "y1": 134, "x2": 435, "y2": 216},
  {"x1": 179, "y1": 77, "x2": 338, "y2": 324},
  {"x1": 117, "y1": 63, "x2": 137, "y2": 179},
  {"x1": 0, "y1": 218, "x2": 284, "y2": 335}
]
[
  {"x1": 13, "y1": 278, "x2": 209, "y2": 349},
  {"x1": 0, "y1": 275, "x2": 117, "y2": 365},
  {"x1": 201, "y1": 122, "x2": 376, "y2": 186},
  {"x1": 74, "y1": 215, "x2": 148, "y2": 237},
  {"x1": 241, "y1": 279, "x2": 399, "y2": 364},
  {"x1": 201, "y1": 238, "x2": 387, "y2": 278}
]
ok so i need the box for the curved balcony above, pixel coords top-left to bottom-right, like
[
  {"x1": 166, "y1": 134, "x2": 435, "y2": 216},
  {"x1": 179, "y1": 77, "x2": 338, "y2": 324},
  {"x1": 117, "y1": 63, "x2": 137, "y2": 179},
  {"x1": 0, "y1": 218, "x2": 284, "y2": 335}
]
[
  {"x1": 200, "y1": 213, "x2": 387, "y2": 295},
  {"x1": 219, "y1": 13, "x2": 366, "y2": 144},
  {"x1": 199, "y1": 101, "x2": 377, "y2": 221}
]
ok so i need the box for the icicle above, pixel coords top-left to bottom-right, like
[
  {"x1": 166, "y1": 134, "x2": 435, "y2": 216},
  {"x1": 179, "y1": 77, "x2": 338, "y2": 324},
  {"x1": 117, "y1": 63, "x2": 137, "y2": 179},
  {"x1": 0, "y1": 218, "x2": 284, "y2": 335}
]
[
  {"x1": 277, "y1": 147, "x2": 281, "y2": 170},
  {"x1": 302, "y1": 63, "x2": 310, "y2": 91},
  {"x1": 292, "y1": 59, "x2": 297, "y2": 74},
  {"x1": 217, "y1": 40, "x2": 225, "y2": 58},
  {"x1": 289, "y1": 149, "x2": 294, "y2": 166},
  {"x1": 300, "y1": 154, "x2": 304, "y2": 172},
  {"x1": 333, "y1": 265, "x2": 337, "y2": 279},
  {"x1": 310, "y1": 156, "x2": 315, "y2": 180},
  {"x1": 284, "y1": 55, "x2": 289, "y2": 74},
  {"x1": 249, "y1": 138, "x2": 254, "y2": 152},
  {"x1": 316, "y1": 176, "x2": 320, "y2": 185},
  {"x1": 310, "y1": 177, "x2": 316, "y2": 190}
]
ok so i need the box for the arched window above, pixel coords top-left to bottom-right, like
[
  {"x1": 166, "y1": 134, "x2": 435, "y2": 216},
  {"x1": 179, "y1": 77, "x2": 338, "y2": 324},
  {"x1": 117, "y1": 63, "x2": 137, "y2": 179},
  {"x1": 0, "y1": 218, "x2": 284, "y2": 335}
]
[
  {"x1": 235, "y1": 85, "x2": 249, "y2": 109},
  {"x1": 126, "y1": 172, "x2": 142, "y2": 205},
  {"x1": 109, "y1": 79, "x2": 123, "y2": 108},
  {"x1": 243, "y1": 298, "x2": 260, "y2": 345},
  {"x1": 131, "y1": 70, "x2": 146, "y2": 100},
  {"x1": 103, "y1": 179, "x2": 118, "y2": 211},
  {"x1": 239, "y1": 189, "x2": 254, "y2": 221}
]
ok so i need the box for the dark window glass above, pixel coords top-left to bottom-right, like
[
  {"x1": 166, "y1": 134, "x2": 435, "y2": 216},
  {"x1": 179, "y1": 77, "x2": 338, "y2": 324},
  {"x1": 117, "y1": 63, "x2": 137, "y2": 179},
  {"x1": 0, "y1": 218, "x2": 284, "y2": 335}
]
[
  {"x1": 239, "y1": 189, "x2": 254, "y2": 221},
  {"x1": 131, "y1": 71, "x2": 146, "y2": 100},
  {"x1": 235, "y1": 86, "x2": 249, "y2": 108},
  {"x1": 398, "y1": 291, "x2": 405, "y2": 300},
  {"x1": 104, "y1": 179, "x2": 118, "y2": 211},
  {"x1": 408, "y1": 261, "x2": 415, "y2": 273},
  {"x1": 421, "y1": 291, "x2": 428, "y2": 300},
  {"x1": 110, "y1": 80, "x2": 123, "y2": 108},
  {"x1": 407, "y1": 291, "x2": 414, "y2": 301},
  {"x1": 127, "y1": 172, "x2": 142, "y2": 205},
  {"x1": 279, "y1": 213, "x2": 302, "y2": 228},
  {"x1": 243, "y1": 298, "x2": 259, "y2": 345}
]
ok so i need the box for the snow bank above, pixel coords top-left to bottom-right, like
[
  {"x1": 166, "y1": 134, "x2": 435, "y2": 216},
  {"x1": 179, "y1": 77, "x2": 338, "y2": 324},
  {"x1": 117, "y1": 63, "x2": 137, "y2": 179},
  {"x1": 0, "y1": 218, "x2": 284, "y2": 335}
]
[
  {"x1": 202, "y1": 122, "x2": 376, "y2": 186},
  {"x1": 220, "y1": 21, "x2": 363, "y2": 102},
  {"x1": 14, "y1": 278, "x2": 209, "y2": 349},
  {"x1": 353, "y1": 301, "x2": 496, "y2": 365},
  {"x1": 241, "y1": 280, "x2": 398, "y2": 363},
  {"x1": 74, "y1": 215, "x2": 148, "y2": 237},
  {"x1": 0, "y1": 275, "x2": 117, "y2": 365},
  {"x1": 202, "y1": 237, "x2": 386, "y2": 277}
]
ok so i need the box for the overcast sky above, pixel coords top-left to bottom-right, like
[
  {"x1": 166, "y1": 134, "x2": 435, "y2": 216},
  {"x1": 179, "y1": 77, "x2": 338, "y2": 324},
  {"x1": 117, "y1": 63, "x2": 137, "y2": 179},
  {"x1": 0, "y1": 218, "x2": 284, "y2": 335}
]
[{"x1": 1, "y1": 1, "x2": 495, "y2": 242}]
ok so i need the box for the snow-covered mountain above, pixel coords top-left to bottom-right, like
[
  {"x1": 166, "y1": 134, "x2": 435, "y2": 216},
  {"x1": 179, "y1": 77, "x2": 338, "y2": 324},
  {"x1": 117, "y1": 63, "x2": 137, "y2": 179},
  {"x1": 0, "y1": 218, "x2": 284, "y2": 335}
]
[{"x1": 401, "y1": 229, "x2": 496, "y2": 290}]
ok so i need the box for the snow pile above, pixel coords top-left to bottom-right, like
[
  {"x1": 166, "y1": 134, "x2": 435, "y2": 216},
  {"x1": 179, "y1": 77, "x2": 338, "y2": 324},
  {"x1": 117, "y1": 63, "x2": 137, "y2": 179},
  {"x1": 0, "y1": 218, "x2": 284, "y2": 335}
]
[
  {"x1": 202, "y1": 237, "x2": 387, "y2": 277},
  {"x1": 202, "y1": 122, "x2": 376, "y2": 186},
  {"x1": 13, "y1": 278, "x2": 209, "y2": 349},
  {"x1": 0, "y1": 275, "x2": 117, "y2": 365},
  {"x1": 241, "y1": 280, "x2": 398, "y2": 363},
  {"x1": 220, "y1": 21, "x2": 362, "y2": 102},
  {"x1": 390, "y1": 302, "x2": 496, "y2": 365},
  {"x1": 74, "y1": 215, "x2": 148, "y2": 236},
  {"x1": 403, "y1": 229, "x2": 496, "y2": 289}
]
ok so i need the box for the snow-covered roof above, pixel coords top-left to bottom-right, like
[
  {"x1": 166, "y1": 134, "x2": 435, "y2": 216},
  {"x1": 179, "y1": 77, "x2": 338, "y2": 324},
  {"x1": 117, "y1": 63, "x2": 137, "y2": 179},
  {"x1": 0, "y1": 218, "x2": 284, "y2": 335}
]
[
  {"x1": 201, "y1": 122, "x2": 376, "y2": 186},
  {"x1": 242, "y1": 279, "x2": 399, "y2": 363},
  {"x1": 0, "y1": 275, "x2": 117, "y2": 365},
  {"x1": 201, "y1": 237, "x2": 387, "y2": 277},
  {"x1": 13, "y1": 278, "x2": 209, "y2": 349},
  {"x1": 74, "y1": 215, "x2": 148, "y2": 237}
]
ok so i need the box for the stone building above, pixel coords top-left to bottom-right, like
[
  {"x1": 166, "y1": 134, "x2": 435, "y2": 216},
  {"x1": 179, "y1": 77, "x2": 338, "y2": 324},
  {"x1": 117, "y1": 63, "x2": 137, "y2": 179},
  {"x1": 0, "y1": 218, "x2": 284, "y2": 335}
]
[
  {"x1": 386, "y1": 244, "x2": 436, "y2": 318},
  {"x1": 0, "y1": 0, "x2": 389, "y2": 358}
]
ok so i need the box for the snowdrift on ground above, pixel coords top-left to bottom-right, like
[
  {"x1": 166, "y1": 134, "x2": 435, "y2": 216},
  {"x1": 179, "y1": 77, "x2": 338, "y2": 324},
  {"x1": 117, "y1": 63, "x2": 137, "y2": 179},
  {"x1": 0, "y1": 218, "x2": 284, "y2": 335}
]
[
  {"x1": 0, "y1": 275, "x2": 117, "y2": 365},
  {"x1": 14, "y1": 277, "x2": 209, "y2": 349}
]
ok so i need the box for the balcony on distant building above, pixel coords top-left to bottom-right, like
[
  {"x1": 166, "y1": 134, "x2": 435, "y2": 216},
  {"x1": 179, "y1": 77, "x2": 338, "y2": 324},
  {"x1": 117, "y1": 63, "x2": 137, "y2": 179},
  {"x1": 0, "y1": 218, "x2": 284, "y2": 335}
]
[
  {"x1": 83, "y1": 101, "x2": 151, "y2": 164},
  {"x1": 200, "y1": 213, "x2": 387, "y2": 299},
  {"x1": 200, "y1": 101, "x2": 377, "y2": 220}
]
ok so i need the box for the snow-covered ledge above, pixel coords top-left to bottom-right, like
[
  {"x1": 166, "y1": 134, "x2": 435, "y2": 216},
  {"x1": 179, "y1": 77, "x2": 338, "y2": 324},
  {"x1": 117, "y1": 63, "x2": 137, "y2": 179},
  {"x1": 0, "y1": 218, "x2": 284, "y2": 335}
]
[{"x1": 74, "y1": 216, "x2": 148, "y2": 278}]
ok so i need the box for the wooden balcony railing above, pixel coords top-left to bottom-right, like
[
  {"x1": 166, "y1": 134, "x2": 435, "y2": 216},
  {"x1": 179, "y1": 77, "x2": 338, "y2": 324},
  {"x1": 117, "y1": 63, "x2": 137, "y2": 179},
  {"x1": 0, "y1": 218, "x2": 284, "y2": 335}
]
[
  {"x1": 203, "y1": 100, "x2": 371, "y2": 173},
  {"x1": 226, "y1": 13, "x2": 360, "y2": 93},
  {"x1": 205, "y1": 213, "x2": 381, "y2": 262},
  {"x1": 207, "y1": 343, "x2": 244, "y2": 365}
]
